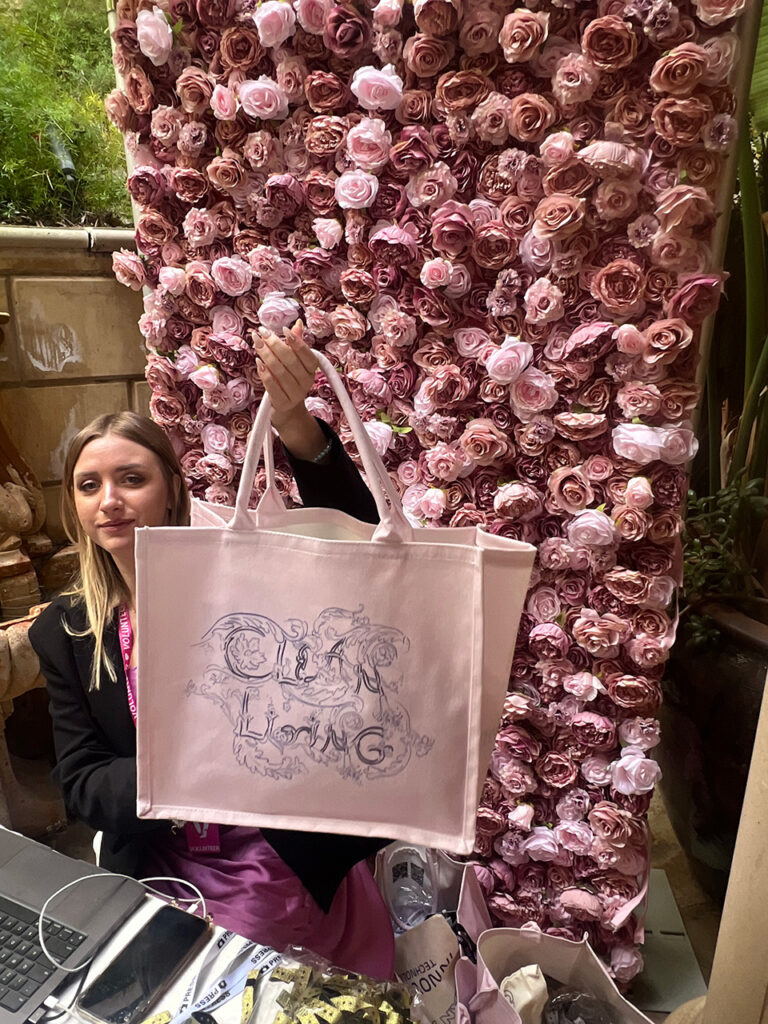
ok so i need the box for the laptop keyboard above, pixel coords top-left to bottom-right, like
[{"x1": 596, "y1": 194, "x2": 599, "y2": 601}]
[{"x1": 0, "y1": 894, "x2": 86, "y2": 1013}]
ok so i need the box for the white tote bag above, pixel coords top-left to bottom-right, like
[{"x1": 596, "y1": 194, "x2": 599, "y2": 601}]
[{"x1": 135, "y1": 351, "x2": 535, "y2": 853}]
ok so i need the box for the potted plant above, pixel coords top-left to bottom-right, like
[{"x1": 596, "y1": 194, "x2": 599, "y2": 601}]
[{"x1": 659, "y1": 15, "x2": 768, "y2": 899}]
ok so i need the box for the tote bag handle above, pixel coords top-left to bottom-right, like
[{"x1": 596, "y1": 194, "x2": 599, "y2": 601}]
[{"x1": 232, "y1": 349, "x2": 411, "y2": 542}]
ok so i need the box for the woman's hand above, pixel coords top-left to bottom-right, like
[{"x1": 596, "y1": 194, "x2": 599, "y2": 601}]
[{"x1": 254, "y1": 321, "x2": 327, "y2": 461}]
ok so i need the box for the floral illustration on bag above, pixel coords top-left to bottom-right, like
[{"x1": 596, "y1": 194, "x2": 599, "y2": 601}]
[{"x1": 186, "y1": 606, "x2": 434, "y2": 782}]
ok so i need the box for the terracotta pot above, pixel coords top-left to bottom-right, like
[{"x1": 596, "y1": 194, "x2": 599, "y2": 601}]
[{"x1": 659, "y1": 604, "x2": 768, "y2": 902}]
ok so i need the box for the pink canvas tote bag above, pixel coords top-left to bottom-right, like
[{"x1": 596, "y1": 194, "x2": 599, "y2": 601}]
[{"x1": 135, "y1": 351, "x2": 535, "y2": 853}]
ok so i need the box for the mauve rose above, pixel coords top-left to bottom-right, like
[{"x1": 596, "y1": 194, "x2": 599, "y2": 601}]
[
  {"x1": 548, "y1": 466, "x2": 594, "y2": 515},
  {"x1": 533, "y1": 194, "x2": 586, "y2": 239},
  {"x1": 611, "y1": 746, "x2": 662, "y2": 795},
  {"x1": 573, "y1": 609, "x2": 629, "y2": 658},
  {"x1": 459, "y1": 418, "x2": 509, "y2": 466},
  {"x1": 651, "y1": 42, "x2": 708, "y2": 97},
  {"x1": 508, "y1": 93, "x2": 557, "y2": 143},
  {"x1": 254, "y1": 0, "x2": 296, "y2": 47},
  {"x1": 175, "y1": 66, "x2": 212, "y2": 114},
  {"x1": 571, "y1": 712, "x2": 617, "y2": 752},
  {"x1": 112, "y1": 250, "x2": 146, "y2": 290},
  {"x1": 527, "y1": 586, "x2": 561, "y2": 623},
  {"x1": 558, "y1": 885, "x2": 603, "y2": 920},
  {"x1": 578, "y1": 139, "x2": 649, "y2": 180},
  {"x1": 582, "y1": 16, "x2": 638, "y2": 70},
  {"x1": 665, "y1": 272, "x2": 726, "y2": 324},
  {"x1": 455, "y1": 326, "x2": 493, "y2": 359},
  {"x1": 136, "y1": 5, "x2": 173, "y2": 66},
  {"x1": 413, "y1": 0, "x2": 459, "y2": 36},
  {"x1": 238, "y1": 77, "x2": 289, "y2": 120},
  {"x1": 459, "y1": 4, "x2": 502, "y2": 56},
  {"x1": 619, "y1": 717, "x2": 661, "y2": 751},
  {"x1": 591, "y1": 259, "x2": 645, "y2": 316},
  {"x1": 351, "y1": 64, "x2": 403, "y2": 111},
  {"x1": 296, "y1": 0, "x2": 333, "y2": 33},
  {"x1": 258, "y1": 291, "x2": 300, "y2": 331},
  {"x1": 494, "y1": 483, "x2": 543, "y2": 522},
  {"x1": 540, "y1": 132, "x2": 576, "y2": 168},
  {"x1": 652, "y1": 94, "x2": 713, "y2": 147},
  {"x1": 105, "y1": 89, "x2": 136, "y2": 132},
  {"x1": 407, "y1": 162, "x2": 459, "y2": 210},
  {"x1": 521, "y1": 827, "x2": 561, "y2": 862},
  {"x1": 595, "y1": 179, "x2": 641, "y2": 221},
  {"x1": 537, "y1": 751, "x2": 579, "y2": 790},
  {"x1": 499, "y1": 9, "x2": 549, "y2": 63}
]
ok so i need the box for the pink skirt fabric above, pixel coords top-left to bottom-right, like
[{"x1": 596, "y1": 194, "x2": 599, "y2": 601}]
[{"x1": 140, "y1": 826, "x2": 395, "y2": 980}]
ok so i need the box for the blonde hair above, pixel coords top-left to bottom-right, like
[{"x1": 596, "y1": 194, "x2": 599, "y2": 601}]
[{"x1": 61, "y1": 411, "x2": 190, "y2": 690}]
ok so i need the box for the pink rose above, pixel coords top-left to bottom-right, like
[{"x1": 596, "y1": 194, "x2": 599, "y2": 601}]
[
  {"x1": 201, "y1": 423, "x2": 231, "y2": 456},
  {"x1": 190, "y1": 365, "x2": 221, "y2": 390},
  {"x1": 578, "y1": 140, "x2": 649, "y2": 180},
  {"x1": 553, "y1": 824, "x2": 594, "y2": 858},
  {"x1": 533, "y1": 194, "x2": 586, "y2": 239},
  {"x1": 350, "y1": 64, "x2": 404, "y2": 111},
  {"x1": 238, "y1": 77, "x2": 289, "y2": 120},
  {"x1": 335, "y1": 170, "x2": 379, "y2": 209},
  {"x1": 158, "y1": 266, "x2": 186, "y2": 296},
  {"x1": 373, "y1": 0, "x2": 404, "y2": 27},
  {"x1": 346, "y1": 117, "x2": 391, "y2": 171},
  {"x1": 566, "y1": 509, "x2": 617, "y2": 548},
  {"x1": 455, "y1": 327, "x2": 493, "y2": 359},
  {"x1": 563, "y1": 672, "x2": 604, "y2": 701},
  {"x1": 624, "y1": 476, "x2": 654, "y2": 510},
  {"x1": 258, "y1": 291, "x2": 300, "y2": 331},
  {"x1": 540, "y1": 132, "x2": 576, "y2": 167},
  {"x1": 508, "y1": 804, "x2": 535, "y2": 831},
  {"x1": 459, "y1": 418, "x2": 510, "y2": 466},
  {"x1": 520, "y1": 827, "x2": 561, "y2": 863},
  {"x1": 509, "y1": 367, "x2": 558, "y2": 422},
  {"x1": 665, "y1": 273, "x2": 726, "y2": 324},
  {"x1": 484, "y1": 337, "x2": 533, "y2": 384},
  {"x1": 418, "y1": 486, "x2": 447, "y2": 519},
  {"x1": 295, "y1": 0, "x2": 333, "y2": 34},
  {"x1": 112, "y1": 249, "x2": 146, "y2": 290},
  {"x1": 573, "y1": 610, "x2": 629, "y2": 658},
  {"x1": 136, "y1": 5, "x2": 173, "y2": 66},
  {"x1": 610, "y1": 746, "x2": 662, "y2": 795},
  {"x1": 692, "y1": 0, "x2": 746, "y2": 26},
  {"x1": 406, "y1": 162, "x2": 458, "y2": 209},
  {"x1": 313, "y1": 218, "x2": 343, "y2": 249},
  {"x1": 363, "y1": 420, "x2": 395, "y2": 456},
  {"x1": 610, "y1": 945, "x2": 644, "y2": 984},
  {"x1": 253, "y1": 0, "x2": 296, "y2": 47},
  {"x1": 526, "y1": 586, "x2": 560, "y2": 623},
  {"x1": 211, "y1": 84, "x2": 238, "y2": 120},
  {"x1": 581, "y1": 755, "x2": 613, "y2": 787},
  {"x1": 548, "y1": 466, "x2": 594, "y2": 515},
  {"x1": 424, "y1": 442, "x2": 465, "y2": 482},
  {"x1": 420, "y1": 258, "x2": 453, "y2": 289},
  {"x1": 211, "y1": 256, "x2": 253, "y2": 297}
]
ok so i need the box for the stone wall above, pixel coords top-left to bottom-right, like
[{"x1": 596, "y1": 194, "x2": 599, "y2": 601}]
[{"x1": 0, "y1": 226, "x2": 147, "y2": 543}]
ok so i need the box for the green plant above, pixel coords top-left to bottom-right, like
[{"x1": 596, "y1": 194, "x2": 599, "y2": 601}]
[
  {"x1": 680, "y1": 5, "x2": 768, "y2": 639},
  {"x1": 0, "y1": 0, "x2": 132, "y2": 226}
]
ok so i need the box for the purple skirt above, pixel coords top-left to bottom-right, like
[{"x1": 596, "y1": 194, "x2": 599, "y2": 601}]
[{"x1": 140, "y1": 826, "x2": 395, "y2": 980}]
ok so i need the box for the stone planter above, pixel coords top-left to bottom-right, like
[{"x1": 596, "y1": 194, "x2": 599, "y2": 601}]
[{"x1": 658, "y1": 604, "x2": 768, "y2": 902}]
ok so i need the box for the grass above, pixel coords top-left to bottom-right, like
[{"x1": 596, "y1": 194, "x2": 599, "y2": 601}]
[{"x1": 0, "y1": 0, "x2": 132, "y2": 226}]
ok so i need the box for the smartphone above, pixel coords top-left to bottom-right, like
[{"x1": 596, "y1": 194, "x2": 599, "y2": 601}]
[{"x1": 77, "y1": 905, "x2": 211, "y2": 1024}]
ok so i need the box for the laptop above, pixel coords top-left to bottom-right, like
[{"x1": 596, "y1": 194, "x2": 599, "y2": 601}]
[{"x1": 0, "y1": 828, "x2": 145, "y2": 1023}]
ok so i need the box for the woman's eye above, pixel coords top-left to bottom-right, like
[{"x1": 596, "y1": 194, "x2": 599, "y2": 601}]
[
  {"x1": 123, "y1": 474, "x2": 145, "y2": 486},
  {"x1": 77, "y1": 480, "x2": 99, "y2": 494}
]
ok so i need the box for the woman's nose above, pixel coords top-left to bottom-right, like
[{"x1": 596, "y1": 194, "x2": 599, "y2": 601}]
[{"x1": 100, "y1": 481, "x2": 123, "y2": 512}]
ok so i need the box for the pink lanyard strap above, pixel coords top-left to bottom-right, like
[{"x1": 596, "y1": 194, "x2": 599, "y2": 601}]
[{"x1": 117, "y1": 604, "x2": 138, "y2": 726}]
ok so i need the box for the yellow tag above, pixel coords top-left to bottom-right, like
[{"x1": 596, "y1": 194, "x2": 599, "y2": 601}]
[
  {"x1": 273, "y1": 1012, "x2": 293, "y2": 1024},
  {"x1": 141, "y1": 1013, "x2": 172, "y2": 1024},
  {"x1": 297, "y1": 1009, "x2": 319, "y2": 1024},
  {"x1": 331, "y1": 995, "x2": 360, "y2": 1012},
  {"x1": 271, "y1": 966, "x2": 299, "y2": 983}
]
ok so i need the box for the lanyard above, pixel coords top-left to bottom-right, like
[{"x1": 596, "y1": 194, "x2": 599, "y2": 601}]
[{"x1": 118, "y1": 603, "x2": 138, "y2": 726}]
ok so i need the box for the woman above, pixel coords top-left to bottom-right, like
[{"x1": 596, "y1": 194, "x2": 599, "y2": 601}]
[{"x1": 28, "y1": 324, "x2": 395, "y2": 977}]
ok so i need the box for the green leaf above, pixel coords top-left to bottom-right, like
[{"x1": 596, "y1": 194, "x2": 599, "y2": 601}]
[{"x1": 750, "y1": 1, "x2": 768, "y2": 132}]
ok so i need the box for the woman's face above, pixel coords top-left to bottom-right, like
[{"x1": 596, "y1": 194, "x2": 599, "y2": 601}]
[{"x1": 73, "y1": 434, "x2": 173, "y2": 559}]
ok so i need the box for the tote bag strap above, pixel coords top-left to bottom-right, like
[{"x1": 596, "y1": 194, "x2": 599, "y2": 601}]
[{"x1": 232, "y1": 349, "x2": 410, "y2": 542}]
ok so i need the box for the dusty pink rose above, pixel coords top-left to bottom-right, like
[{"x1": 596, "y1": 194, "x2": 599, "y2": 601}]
[
  {"x1": 253, "y1": 0, "x2": 296, "y2": 46},
  {"x1": 591, "y1": 259, "x2": 645, "y2": 316},
  {"x1": 362, "y1": 420, "x2": 394, "y2": 456},
  {"x1": 351, "y1": 64, "x2": 404, "y2": 111},
  {"x1": 499, "y1": 10, "x2": 549, "y2": 64},
  {"x1": 581, "y1": 755, "x2": 613, "y2": 787},
  {"x1": 510, "y1": 367, "x2": 558, "y2": 422},
  {"x1": 158, "y1": 266, "x2": 186, "y2": 296},
  {"x1": 508, "y1": 93, "x2": 557, "y2": 144},
  {"x1": 136, "y1": 5, "x2": 173, "y2": 66},
  {"x1": 296, "y1": 0, "x2": 333, "y2": 33},
  {"x1": 211, "y1": 84, "x2": 237, "y2": 120},
  {"x1": 494, "y1": 483, "x2": 544, "y2": 522},
  {"x1": 619, "y1": 717, "x2": 661, "y2": 750},
  {"x1": 420, "y1": 258, "x2": 453, "y2": 289},
  {"x1": 459, "y1": 418, "x2": 510, "y2": 466},
  {"x1": 665, "y1": 273, "x2": 726, "y2": 324},
  {"x1": 525, "y1": 277, "x2": 564, "y2": 324},
  {"x1": 552, "y1": 53, "x2": 600, "y2": 107},
  {"x1": 692, "y1": 0, "x2": 746, "y2": 26},
  {"x1": 406, "y1": 162, "x2": 458, "y2": 209},
  {"x1": 533, "y1": 194, "x2": 585, "y2": 239},
  {"x1": 563, "y1": 672, "x2": 604, "y2": 701},
  {"x1": 112, "y1": 250, "x2": 146, "y2": 290},
  {"x1": 610, "y1": 945, "x2": 644, "y2": 984},
  {"x1": 578, "y1": 140, "x2": 649, "y2": 180},
  {"x1": 573, "y1": 610, "x2": 629, "y2": 658},
  {"x1": 650, "y1": 43, "x2": 708, "y2": 96},
  {"x1": 346, "y1": 117, "x2": 391, "y2": 171}
]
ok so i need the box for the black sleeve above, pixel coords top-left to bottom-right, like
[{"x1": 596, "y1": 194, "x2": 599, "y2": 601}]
[
  {"x1": 28, "y1": 612, "x2": 164, "y2": 837},
  {"x1": 281, "y1": 419, "x2": 380, "y2": 525}
]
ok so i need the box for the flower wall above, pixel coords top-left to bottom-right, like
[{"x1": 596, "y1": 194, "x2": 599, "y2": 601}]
[{"x1": 108, "y1": 0, "x2": 750, "y2": 980}]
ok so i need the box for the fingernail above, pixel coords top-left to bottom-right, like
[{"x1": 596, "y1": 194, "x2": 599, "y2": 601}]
[{"x1": 253, "y1": 334, "x2": 263, "y2": 349}]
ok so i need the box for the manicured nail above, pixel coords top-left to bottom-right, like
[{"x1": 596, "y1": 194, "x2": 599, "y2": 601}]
[{"x1": 253, "y1": 333, "x2": 263, "y2": 349}]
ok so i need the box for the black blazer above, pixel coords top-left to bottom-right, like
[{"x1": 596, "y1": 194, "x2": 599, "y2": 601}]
[{"x1": 29, "y1": 423, "x2": 389, "y2": 913}]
